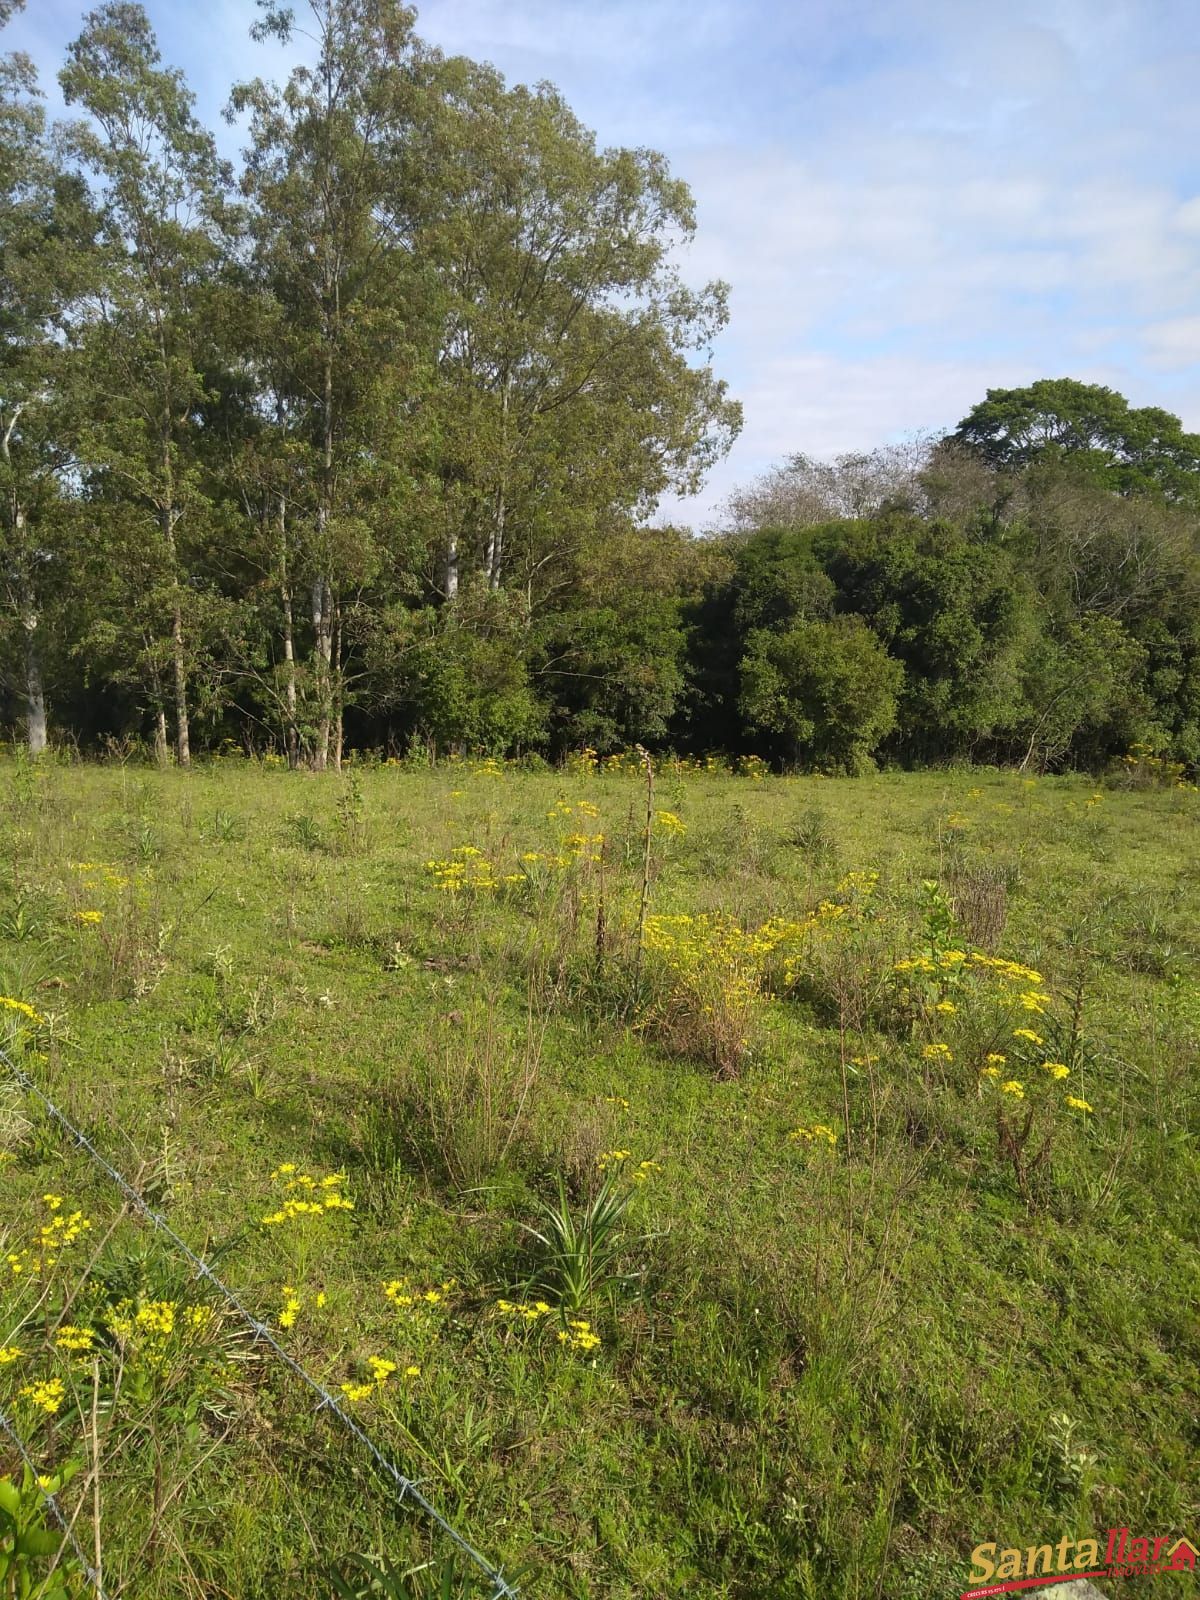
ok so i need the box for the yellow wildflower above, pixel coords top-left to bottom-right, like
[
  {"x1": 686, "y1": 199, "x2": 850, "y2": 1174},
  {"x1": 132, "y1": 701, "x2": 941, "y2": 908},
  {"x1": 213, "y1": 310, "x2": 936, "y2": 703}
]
[
  {"x1": 20, "y1": 1377, "x2": 66, "y2": 1415},
  {"x1": 0, "y1": 996, "x2": 43, "y2": 1024},
  {"x1": 556, "y1": 1318, "x2": 601, "y2": 1353},
  {"x1": 54, "y1": 1326, "x2": 95, "y2": 1353}
]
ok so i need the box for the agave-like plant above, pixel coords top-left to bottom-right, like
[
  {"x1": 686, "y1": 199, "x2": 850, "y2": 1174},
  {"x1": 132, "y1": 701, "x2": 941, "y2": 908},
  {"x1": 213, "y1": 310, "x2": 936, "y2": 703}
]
[{"x1": 520, "y1": 1169, "x2": 639, "y2": 1312}]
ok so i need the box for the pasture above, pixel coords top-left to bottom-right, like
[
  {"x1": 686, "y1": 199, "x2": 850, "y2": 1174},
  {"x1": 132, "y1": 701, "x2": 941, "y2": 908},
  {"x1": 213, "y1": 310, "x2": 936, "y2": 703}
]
[{"x1": 1, "y1": 754, "x2": 1197, "y2": 1599}]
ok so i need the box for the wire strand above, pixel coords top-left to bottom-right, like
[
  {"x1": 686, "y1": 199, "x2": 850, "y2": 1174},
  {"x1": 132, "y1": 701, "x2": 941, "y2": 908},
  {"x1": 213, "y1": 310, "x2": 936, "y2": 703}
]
[{"x1": 0, "y1": 1046, "x2": 520, "y2": 1599}]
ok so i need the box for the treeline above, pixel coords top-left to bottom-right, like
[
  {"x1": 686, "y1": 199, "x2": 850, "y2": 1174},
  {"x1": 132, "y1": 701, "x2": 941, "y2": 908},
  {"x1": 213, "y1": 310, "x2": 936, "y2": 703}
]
[
  {"x1": 0, "y1": 0, "x2": 738, "y2": 767},
  {"x1": 2, "y1": 6, "x2": 1199, "y2": 774}
]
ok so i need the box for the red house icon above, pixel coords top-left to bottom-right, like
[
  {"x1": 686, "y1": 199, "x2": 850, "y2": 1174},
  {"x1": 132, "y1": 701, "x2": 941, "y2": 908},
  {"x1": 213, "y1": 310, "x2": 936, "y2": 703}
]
[{"x1": 1166, "y1": 1537, "x2": 1198, "y2": 1572}]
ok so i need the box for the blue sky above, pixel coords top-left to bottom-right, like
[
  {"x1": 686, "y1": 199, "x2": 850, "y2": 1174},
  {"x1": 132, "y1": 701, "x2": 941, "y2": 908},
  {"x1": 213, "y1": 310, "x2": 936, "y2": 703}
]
[{"x1": 8, "y1": 0, "x2": 1200, "y2": 525}]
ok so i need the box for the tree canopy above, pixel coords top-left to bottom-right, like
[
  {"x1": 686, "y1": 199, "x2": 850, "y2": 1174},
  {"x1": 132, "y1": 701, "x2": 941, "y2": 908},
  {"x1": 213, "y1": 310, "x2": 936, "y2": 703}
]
[{"x1": 2, "y1": 5, "x2": 1199, "y2": 778}]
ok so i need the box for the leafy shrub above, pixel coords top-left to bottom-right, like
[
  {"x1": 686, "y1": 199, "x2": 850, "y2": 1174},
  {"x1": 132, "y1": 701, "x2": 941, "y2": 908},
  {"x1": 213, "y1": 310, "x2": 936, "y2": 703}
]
[{"x1": 739, "y1": 616, "x2": 903, "y2": 772}]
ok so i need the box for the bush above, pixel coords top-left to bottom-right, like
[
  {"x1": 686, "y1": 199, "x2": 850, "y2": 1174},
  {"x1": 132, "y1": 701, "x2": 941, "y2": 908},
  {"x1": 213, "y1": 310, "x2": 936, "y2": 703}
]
[{"x1": 739, "y1": 616, "x2": 902, "y2": 772}]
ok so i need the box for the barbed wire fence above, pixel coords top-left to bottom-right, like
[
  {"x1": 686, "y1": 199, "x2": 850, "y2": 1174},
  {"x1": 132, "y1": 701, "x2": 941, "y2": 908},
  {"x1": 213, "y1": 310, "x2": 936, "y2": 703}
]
[{"x1": 0, "y1": 1044, "x2": 522, "y2": 1600}]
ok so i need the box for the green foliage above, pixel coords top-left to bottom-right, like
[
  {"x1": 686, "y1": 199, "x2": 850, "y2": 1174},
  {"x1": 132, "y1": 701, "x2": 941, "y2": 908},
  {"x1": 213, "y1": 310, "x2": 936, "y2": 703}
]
[
  {"x1": 739, "y1": 615, "x2": 902, "y2": 771},
  {"x1": 2, "y1": 759, "x2": 1199, "y2": 1597},
  {"x1": 520, "y1": 1170, "x2": 638, "y2": 1312},
  {"x1": 327, "y1": 1554, "x2": 482, "y2": 1600},
  {"x1": 953, "y1": 377, "x2": 1200, "y2": 502},
  {"x1": 0, "y1": 1466, "x2": 84, "y2": 1600},
  {"x1": 400, "y1": 601, "x2": 545, "y2": 756}
]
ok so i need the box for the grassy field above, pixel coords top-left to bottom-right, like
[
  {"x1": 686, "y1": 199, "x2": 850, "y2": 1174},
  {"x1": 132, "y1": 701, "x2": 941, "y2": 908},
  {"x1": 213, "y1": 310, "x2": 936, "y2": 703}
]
[{"x1": 1, "y1": 753, "x2": 1198, "y2": 1600}]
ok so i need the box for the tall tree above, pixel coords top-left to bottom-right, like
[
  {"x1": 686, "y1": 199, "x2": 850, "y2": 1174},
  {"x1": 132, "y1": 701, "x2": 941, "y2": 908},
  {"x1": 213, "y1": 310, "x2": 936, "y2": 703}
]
[
  {"x1": 230, "y1": 0, "x2": 433, "y2": 770},
  {"x1": 953, "y1": 378, "x2": 1200, "y2": 503},
  {"x1": 414, "y1": 62, "x2": 740, "y2": 607},
  {"x1": 0, "y1": 14, "x2": 91, "y2": 754},
  {"x1": 60, "y1": 2, "x2": 231, "y2": 765}
]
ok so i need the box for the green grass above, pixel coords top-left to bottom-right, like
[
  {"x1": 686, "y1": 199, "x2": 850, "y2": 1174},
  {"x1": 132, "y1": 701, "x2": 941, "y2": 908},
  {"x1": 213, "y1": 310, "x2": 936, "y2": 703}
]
[{"x1": 1, "y1": 754, "x2": 1198, "y2": 1599}]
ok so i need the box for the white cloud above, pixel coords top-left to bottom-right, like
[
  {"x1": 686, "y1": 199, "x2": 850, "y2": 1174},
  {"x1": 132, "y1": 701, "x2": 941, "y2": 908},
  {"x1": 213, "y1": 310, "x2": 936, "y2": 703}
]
[
  {"x1": 1141, "y1": 317, "x2": 1200, "y2": 371},
  {"x1": 10, "y1": 0, "x2": 1200, "y2": 526}
]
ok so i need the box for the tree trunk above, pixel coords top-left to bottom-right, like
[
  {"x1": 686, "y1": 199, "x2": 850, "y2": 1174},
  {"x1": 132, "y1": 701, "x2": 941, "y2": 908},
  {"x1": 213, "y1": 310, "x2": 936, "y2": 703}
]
[
  {"x1": 3, "y1": 432, "x2": 46, "y2": 757},
  {"x1": 22, "y1": 599, "x2": 47, "y2": 758},
  {"x1": 487, "y1": 377, "x2": 510, "y2": 591},
  {"x1": 278, "y1": 496, "x2": 299, "y2": 768},
  {"x1": 170, "y1": 585, "x2": 190, "y2": 768},
  {"x1": 332, "y1": 597, "x2": 343, "y2": 772},
  {"x1": 312, "y1": 340, "x2": 335, "y2": 771},
  {"x1": 154, "y1": 707, "x2": 169, "y2": 768},
  {"x1": 488, "y1": 486, "x2": 506, "y2": 592},
  {"x1": 159, "y1": 418, "x2": 190, "y2": 767},
  {"x1": 444, "y1": 528, "x2": 459, "y2": 600},
  {"x1": 311, "y1": 573, "x2": 333, "y2": 771}
]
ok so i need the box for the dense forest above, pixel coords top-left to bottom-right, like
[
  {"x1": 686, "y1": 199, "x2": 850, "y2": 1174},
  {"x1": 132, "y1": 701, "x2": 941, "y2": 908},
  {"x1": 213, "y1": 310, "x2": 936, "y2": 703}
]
[{"x1": 3, "y1": 0, "x2": 1199, "y2": 774}]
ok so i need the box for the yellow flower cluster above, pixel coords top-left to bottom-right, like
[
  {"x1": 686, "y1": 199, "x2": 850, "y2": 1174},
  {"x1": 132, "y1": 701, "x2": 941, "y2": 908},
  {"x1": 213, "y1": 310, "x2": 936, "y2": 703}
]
[
  {"x1": 595, "y1": 1151, "x2": 660, "y2": 1182},
  {"x1": 19, "y1": 1377, "x2": 65, "y2": 1415},
  {"x1": 55, "y1": 1325, "x2": 96, "y2": 1353},
  {"x1": 7, "y1": 1195, "x2": 92, "y2": 1278},
  {"x1": 894, "y1": 950, "x2": 1043, "y2": 987},
  {"x1": 339, "y1": 1357, "x2": 419, "y2": 1404},
  {"x1": 425, "y1": 845, "x2": 499, "y2": 894},
  {"x1": 789, "y1": 1123, "x2": 838, "y2": 1147},
  {"x1": 69, "y1": 862, "x2": 128, "y2": 890},
  {"x1": 0, "y1": 995, "x2": 42, "y2": 1025},
  {"x1": 104, "y1": 1299, "x2": 214, "y2": 1347},
  {"x1": 556, "y1": 1319, "x2": 601, "y2": 1353},
  {"x1": 1119, "y1": 743, "x2": 1193, "y2": 788},
  {"x1": 74, "y1": 909, "x2": 104, "y2": 926},
  {"x1": 548, "y1": 799, "x2": 601, "y2": 821},
  {"x1": 262, "y1": 1167, "x2": 354, "y2": 1226},
  {"x1": 495, "y1": 1298, "x2": 554, "y2": 1322},
  {"x1": 655, "y1": 809, "x2": 687, "y2": 835},
  {"x1": 0, "y1": 1345, "x2": 21, "y2": 1366},
  {"x1": 382, "y1": 1276, "x2": 456, "y2": 1314}
]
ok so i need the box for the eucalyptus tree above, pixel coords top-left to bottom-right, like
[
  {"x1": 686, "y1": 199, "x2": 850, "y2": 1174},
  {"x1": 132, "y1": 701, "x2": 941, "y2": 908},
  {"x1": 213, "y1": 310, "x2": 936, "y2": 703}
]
[
  {"x1": 416, "y1": 63, "x2": 741, "y2": 607},
  {"x1": 59, "y1": 2, "x2": 232, "y2": 765},
  {"x1": 230, "y1": 0, "x2": 435, "y2": 770},
  {"x1": 0, "y1": 10, "x2": 93, "y2": 754}
]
